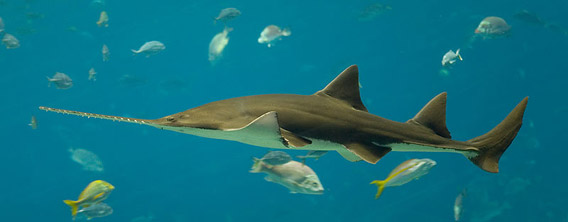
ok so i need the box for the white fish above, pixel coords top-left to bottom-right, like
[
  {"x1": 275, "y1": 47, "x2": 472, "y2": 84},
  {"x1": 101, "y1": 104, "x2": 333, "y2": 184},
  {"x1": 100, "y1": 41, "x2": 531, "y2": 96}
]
[
  {"x1": 69, "y1": 148, "x2": 104, "y2": 172},
  {"x1": 441, "y1": 49, "x2": 463, "y2": 66},
  {"x1": 370, "y1": 158, "x2": 436, "y2": 199},
  {"x1": 132, "y1": 41, "x2": 165, "y2": 57},
  {"x1": 88, "y1": 67, "x2": 97, "y2": 81},
  {"x1": 214, "y1": 8, "x2": 241, "y2": 24},
  {"x1": 250, "y1": 159, "x2": 324, "y2": 195},
  {"x1": 208, "y1": 27, "x2": 232, "y2": 63},
  {"x1": 102, "y1": 44, "x2": 110, "y2": 61},
  {"x1": 2, "y1": 33, "x2": 20, "y2": 49},
  {"x1": 77, "y1": 202, "x2": 113, "y2": 220},
  {"x1": 454, "y1": 189, "x2": 467, "y2": 221},
  {"x1": 258, "y1": 25, "x2": 291, "y2": 47},
  {"x1": 47, "y1": 72, "x2": 73, "y2": 89}
]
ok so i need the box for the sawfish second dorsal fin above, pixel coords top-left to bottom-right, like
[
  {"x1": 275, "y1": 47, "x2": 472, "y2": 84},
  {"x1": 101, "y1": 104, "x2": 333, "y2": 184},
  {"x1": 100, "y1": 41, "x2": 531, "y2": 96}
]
[
  {"x1": 314, "y1": 65, "x2": 368, "y2": 112},
  {"x1": 407, "y1": 92, "x2": 451, "y2": 139}
]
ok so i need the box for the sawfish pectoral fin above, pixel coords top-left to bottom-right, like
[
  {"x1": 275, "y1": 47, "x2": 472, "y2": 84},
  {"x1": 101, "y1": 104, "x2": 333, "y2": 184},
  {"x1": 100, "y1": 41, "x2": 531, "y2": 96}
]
[
  {"x1": 280, "y1": 128, "x2": 311, "y2": 148},
  {"x1": 344, "y1": 143, "x2": 391, "y2": 164},
  {"x1": 227, "y1": 111, "x2": 310, "y2": 149}
]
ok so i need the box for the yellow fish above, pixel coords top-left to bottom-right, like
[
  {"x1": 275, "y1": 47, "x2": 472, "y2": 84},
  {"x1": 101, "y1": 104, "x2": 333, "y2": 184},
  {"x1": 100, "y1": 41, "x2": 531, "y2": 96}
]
[
  {"x1": 63, "y1": 180, "x2": 114, "y2": 220},
  {"x1": 370, "y1": 158, "x2": 436, "y2": 199},
  {"x1": 96, "y1": 11, "x2": 109, "y2": 27}
]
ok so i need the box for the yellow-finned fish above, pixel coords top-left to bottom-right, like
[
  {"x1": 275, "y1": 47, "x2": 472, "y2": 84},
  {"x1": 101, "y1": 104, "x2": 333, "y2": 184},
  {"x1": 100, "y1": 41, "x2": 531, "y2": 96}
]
[
  {"x1": 370, "y1": 158, "x2": 436, "y2": 199},
  {"x1": 63, "y1": 180, "x2": 114, "y2": 220}
]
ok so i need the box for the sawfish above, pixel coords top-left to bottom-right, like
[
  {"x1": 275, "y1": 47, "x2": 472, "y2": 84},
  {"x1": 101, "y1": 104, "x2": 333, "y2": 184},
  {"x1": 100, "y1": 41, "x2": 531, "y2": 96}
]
[{"x1": 39, "y1": 65, "x2": 528, "y2": 173}]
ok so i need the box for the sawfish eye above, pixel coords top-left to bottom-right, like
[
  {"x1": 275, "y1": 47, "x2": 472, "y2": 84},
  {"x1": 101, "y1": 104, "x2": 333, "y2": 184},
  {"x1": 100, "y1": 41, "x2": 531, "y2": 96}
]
[{"x1": 166, "y1": 117, "x2": 175, "y2": 121}]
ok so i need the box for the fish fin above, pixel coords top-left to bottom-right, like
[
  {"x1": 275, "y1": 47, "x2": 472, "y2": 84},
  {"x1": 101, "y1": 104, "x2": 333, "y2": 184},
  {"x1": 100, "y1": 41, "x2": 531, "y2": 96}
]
[
  {"x1": 407, "y1": 92, "x2": 451, "y2": 139},
  {"x1": 456, "y1": 49, "x2": 463, "y2": 60},
  {"x1": 337, "y1": 147, "x2": 363, "y2": 162},
  {"x1": 229, "y1": 111, "x2": 284, "y2": 145},
  {"x1": 343, "y1": 143, "x2": 390, "y2": 164},
  {"x1": 369, "y1": 164, "x2": 414, "y2": 199},
  {"x1": 467, "y1": 97, "x2": 528, "y2": 173},
  {"x1": 264, "y1": 176, "x2": 273, "y2": 182},
  {"x1": 369, "y1": 180, "x2": 387, "y2": 199},
  {"x1": 280, "y1": 128, "x2": 311, "y2": 148},
  {"x1": 63, "y1": 200, "x2": 79, "y2": 219},
  {"x1": 250, "y1": 157, "x2": 263, "y2": 173},
  {"x1": 93, "y1": 192, "x2": 104, "y2": 200},
  {"x1": 130, "y1": 49, "x2": 138, "y2": 54},
  {"x1": 282, "y1": 27, "x2": 292, "y2": 36},
  {"x1": 314, "y1": 65, "x2": 369, "y2": 112}
]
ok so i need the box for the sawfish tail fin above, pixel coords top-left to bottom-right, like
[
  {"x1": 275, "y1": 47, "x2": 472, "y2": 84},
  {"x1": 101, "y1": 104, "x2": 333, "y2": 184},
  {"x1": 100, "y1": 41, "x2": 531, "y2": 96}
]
[{"x1": 467, "y1": 97, "x2": 528, "y2": 173}]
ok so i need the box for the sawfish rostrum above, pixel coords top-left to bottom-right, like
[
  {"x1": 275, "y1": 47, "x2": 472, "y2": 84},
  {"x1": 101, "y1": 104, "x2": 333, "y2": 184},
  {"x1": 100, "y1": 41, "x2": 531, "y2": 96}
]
[{"x1": 39, "y1": 65, "x2": 528, "y2": 173}]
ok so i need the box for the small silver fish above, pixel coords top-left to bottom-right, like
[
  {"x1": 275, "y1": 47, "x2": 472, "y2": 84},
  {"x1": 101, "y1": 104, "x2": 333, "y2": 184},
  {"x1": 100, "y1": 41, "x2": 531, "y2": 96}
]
[
  {"x1": 214, "y1": 8, "x2": 241, "y2": 24},
  {"x1": 208, "y1": 27, "x2": 232, "y2": 63},
  {"x1": 88, "y1": 68, "x2": 97, "y2": 81},
  {"x1": 260, "y1": 151, "x2": 291, "y2": 165},
  {"x1": 47, "y1": 72, "x2": 73, "y2": 89},
  {"x1": 258, "y1": 25, "x2": 291, "y2": 47},
  {"x1": 296, "y1": 150, "x2": 328, "y2": 164},
  {"x1": 454, "y1": 189, "x2": 467, "y2": 221},
  {"x1": 441, "y1": 49, "x2": 462, "y2": 66},
  {"x1": 77, "y1": 202, "x2": 113, "y2": 220},
  {"x1": 102, "y1": 44, "x2": 110, "y2": 61},
  {"x1": 370, "y1": 158, "x2": 436, "y2": 199},
  {"x1": 132, "y1": 41, "x2": 165, "y2": 57},
  {"x1": 251, "y1": 159, "x2": 324, "y2": 195},
  {"x1": 2, "y1": 33, "x2": 20, "y2": 49},
  {"x1": 69, "y1": 148, "x2": 104, "y2": 172}
]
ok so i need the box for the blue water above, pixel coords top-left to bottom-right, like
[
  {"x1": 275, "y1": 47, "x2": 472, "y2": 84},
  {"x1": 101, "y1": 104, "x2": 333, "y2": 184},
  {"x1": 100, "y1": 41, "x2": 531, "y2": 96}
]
[{"x1": 1, "y1": 0, "x2": 567, "y2": 221}]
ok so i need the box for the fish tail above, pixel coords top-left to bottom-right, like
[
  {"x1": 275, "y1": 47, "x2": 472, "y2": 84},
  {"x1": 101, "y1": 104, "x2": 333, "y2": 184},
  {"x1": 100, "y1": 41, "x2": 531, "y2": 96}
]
[
  {"x1": 282, "y1": 27, "x2": 291, "y2": 36},
  {"x1": 456, "y1": 49, "x2": 463, "y2": 60},
  {"x1": 63, "y1": 199, "x2": 79, "y2": 219},
  {"x1": 249, "y1": 157, "x2": 263, "y2": 173},
  {"x1": 466, "y1": 97, "x2": 528, "y2": 173},
  {"x1": 370, "y1": 180, "x2": 387, "y2": 199}
]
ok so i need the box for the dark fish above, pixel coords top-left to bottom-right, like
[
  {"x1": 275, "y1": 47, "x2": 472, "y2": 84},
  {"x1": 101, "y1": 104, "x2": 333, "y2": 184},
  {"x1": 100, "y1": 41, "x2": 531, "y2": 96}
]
[
  {"x1": 513, "y1": 10, "x2": 546, "y2": 26},
  {"x1": 297, "y1": 150, "x2": 328, "y2": 164},
  {"x1": 214, "y1": 8, "x2": 241, "y2": 24}
]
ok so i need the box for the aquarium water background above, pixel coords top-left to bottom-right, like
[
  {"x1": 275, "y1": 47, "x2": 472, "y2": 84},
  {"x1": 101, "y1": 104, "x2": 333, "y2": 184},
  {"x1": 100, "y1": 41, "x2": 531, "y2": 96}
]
[{"x1": 0, "y1": 0, "x2": 566, "y2": 221}]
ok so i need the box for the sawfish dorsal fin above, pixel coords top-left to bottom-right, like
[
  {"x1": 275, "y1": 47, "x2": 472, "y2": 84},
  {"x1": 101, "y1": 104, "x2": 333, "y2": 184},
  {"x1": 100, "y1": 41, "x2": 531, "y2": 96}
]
[
  {"x1": 314, "y1": 65, "x2": 368, "y2": 112},
  {"x1": 407, "y1": 92, "x2": 451, "y2": 139}
]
